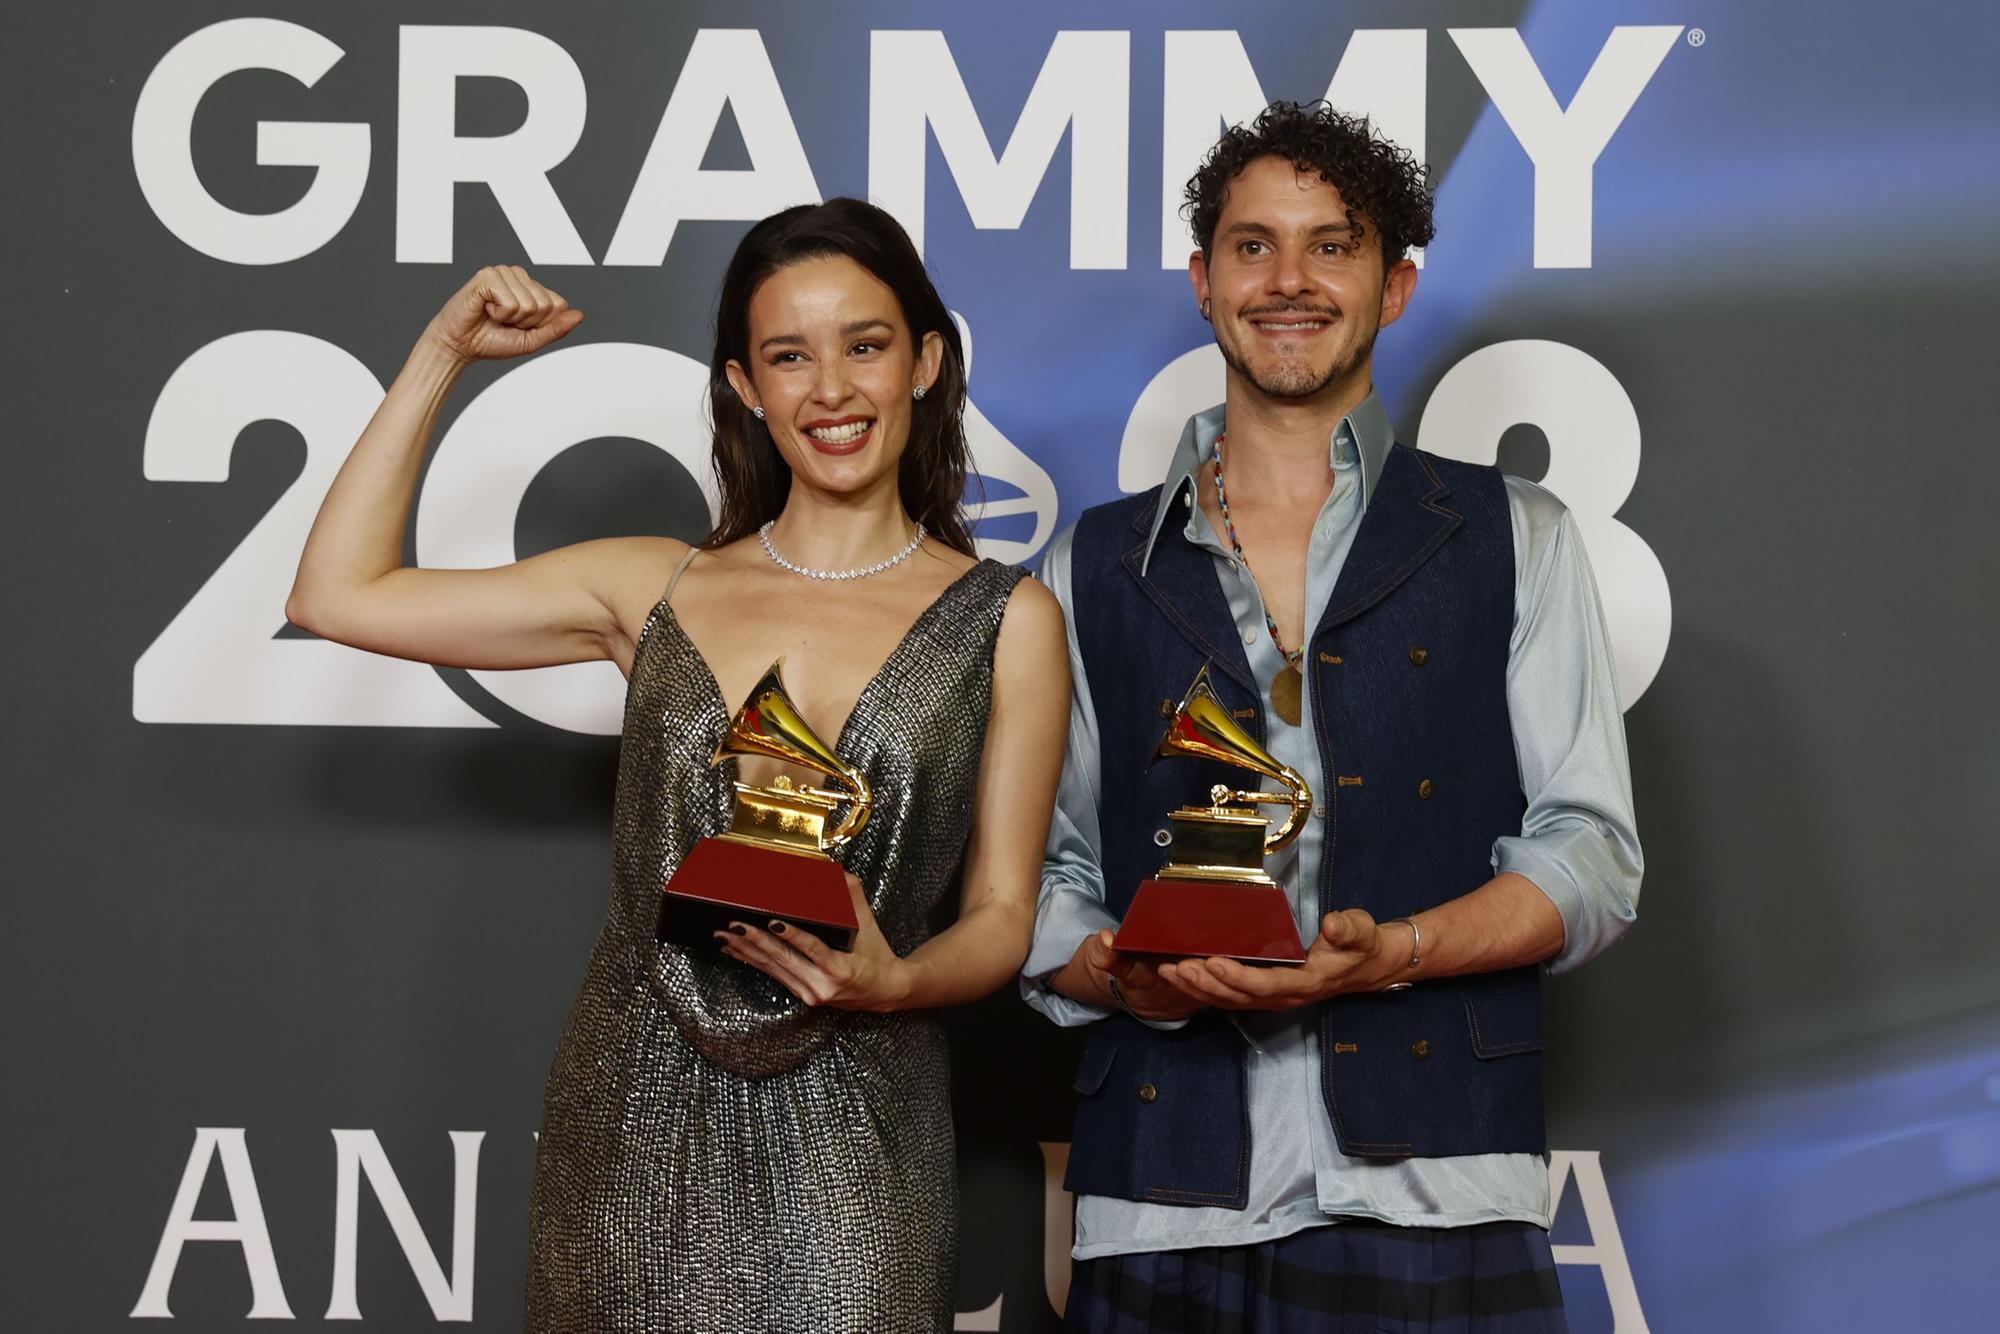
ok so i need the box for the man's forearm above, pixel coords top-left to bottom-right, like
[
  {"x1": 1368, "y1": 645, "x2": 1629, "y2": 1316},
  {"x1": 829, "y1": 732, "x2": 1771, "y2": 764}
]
[
  {"x1": 1374, "y1": 871, "x2": 1566, "y2": 988},
  {"x1": 1156, "y1": 870, "x2": 1569, "y2": 1011}
]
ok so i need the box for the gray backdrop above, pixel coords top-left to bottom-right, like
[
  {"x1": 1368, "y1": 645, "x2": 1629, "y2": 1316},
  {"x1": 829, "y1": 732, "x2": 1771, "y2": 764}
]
[{"x1": 6, "y1": 2, "x2": 1999, "y2": 1330}]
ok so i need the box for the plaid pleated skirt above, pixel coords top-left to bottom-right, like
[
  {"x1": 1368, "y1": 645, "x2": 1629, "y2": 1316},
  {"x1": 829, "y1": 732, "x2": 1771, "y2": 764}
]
[{"x1": 1064, "y1": 1220, "x2": 1567, "y2": 1334}]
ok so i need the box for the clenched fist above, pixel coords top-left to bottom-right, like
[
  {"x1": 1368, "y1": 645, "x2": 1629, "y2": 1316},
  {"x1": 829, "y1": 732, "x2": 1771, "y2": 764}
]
[{"x1": 422, "y1": 265, "x2": 584, "y2": 366}]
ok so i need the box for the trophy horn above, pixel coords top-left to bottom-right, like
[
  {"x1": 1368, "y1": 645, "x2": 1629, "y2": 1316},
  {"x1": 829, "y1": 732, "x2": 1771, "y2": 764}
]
[
  {"x1": 1152, "y1": 664, "x2": 1311, "y2": 852},
  {"x1": 715, "y1": 659, "x2": 873, "y2": 848}
]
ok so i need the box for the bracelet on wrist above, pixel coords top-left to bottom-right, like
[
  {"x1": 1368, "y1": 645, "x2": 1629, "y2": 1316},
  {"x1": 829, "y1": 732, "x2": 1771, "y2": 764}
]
[
  {"x1": 1105, "y1": 973, "x2": 1143, "y2": 1020},
  {"x1": 1380, "y1": 916, "x2": 1422, "y2": 993}
]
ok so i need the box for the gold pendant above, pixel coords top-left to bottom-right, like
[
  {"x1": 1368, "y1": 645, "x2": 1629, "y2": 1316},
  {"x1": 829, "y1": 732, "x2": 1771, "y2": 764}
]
[{"x1": 1269, "y1": 663, "x2": 1303, "y2": 727}]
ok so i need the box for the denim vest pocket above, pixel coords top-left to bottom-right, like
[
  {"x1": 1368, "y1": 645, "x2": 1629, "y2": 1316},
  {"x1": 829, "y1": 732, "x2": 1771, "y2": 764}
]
[
  {"x1": 1064, "y1": 1016, "x2": 1253, "y2": 1208},
  {"x1": 1463, "y1": 983, "x2": 1547, "y2": 1059},
  {"x1": 1073, "y1": 1026, "x2": 1118, "y2": 1094}
]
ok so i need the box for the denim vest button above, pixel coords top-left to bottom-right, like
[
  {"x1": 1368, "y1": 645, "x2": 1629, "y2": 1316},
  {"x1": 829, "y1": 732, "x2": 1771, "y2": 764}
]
[
  {"x1": 1410, "y1": 646, "x2": 1429, "y2": 666},
  {"x1": 1412, "y1": 1039, "x2": 1432, "y2": 1059},
  {"x1": 1137, "y1": 1082, "x2": 1159, "y2": 1103},
  {"x1": 1417, "y1": 778, "x2": 1436, "y2": 799}
]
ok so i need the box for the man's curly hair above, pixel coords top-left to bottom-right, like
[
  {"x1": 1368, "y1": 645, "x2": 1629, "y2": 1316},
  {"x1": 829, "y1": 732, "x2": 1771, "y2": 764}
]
[{"x1": 1185, "y1": 101, "x2": 1436, "y2": 268}]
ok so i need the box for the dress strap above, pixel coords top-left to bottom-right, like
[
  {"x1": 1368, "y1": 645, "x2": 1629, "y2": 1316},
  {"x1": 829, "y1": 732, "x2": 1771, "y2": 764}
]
[{"x1": 662, "y1": 544, "x2": 701, "y2": 606}]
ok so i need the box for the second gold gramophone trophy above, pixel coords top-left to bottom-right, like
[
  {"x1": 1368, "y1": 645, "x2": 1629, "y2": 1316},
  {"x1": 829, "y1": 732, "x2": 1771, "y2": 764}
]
[
  {"x1": 1112, "y1": 665, "x2": 1314, "y2": 964},
  {"x1": 657, "y1": 660, "x2": 871, "y2": 952}
]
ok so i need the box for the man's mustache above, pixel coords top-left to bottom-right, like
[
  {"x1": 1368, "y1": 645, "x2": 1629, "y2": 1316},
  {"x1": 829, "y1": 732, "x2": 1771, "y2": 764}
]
[{"x1": 1237, "y1": 302, "x2": 1344, "y2": 321}]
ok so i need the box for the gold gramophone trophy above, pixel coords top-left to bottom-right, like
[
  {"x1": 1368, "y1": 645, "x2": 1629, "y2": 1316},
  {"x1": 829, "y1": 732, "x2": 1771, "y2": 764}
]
[
  {"x1": 657, "y1": 659, "x2": 872, "y2": 952},
  {"x1": 1112, "y1": 665, "x2": 1314, "y2": 964}
]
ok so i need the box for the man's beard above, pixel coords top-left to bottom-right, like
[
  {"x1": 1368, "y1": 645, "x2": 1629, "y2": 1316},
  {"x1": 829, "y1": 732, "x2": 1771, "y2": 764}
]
[{"x1": 1217, "y1": 316, "x2": 1377, "y2": 401}]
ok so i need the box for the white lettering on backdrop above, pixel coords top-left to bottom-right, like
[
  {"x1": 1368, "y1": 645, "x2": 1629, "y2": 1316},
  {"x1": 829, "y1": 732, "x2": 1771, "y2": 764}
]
[
  {"x1": 131, "y1": 22, "x2": 1681, "y2": 270},
  {"x1": 604, "y1": 29, "x2": 822, "y2": 267},
  {"x1": 126, "y1": 18, "x2": 1680, "y2": 716},
  {"x1": 326, "y1": 1130, "x2": 484, "y2": 1322},
  {"x1": 132, "y1": 332, "x2": 493, "y2": 728},
  {"x1": 131, "y1": 1128, "x2": 293, "y2": 1319},
  {"x1": 133, "y1": 326, "x2": 1666, "y2": 728},
  {"x1": 1450, "y1": 27, "x2": 1682, "y2": 269},
  {"x1": 132, "y1": 1131, "x2": 1646, "y2": 1324},
  {"x1": 395, "y1": 27, "x2": 592, "y2": 266},
  {"x1": 868, "y1": 30, "x2": 1131, "y2": 269},
  {"x1": 131, "y1": 317, "x2": 1059, "y2": 733},
  {"x1": 131, "y1": 19, "x2": 370, "y2": 266}
]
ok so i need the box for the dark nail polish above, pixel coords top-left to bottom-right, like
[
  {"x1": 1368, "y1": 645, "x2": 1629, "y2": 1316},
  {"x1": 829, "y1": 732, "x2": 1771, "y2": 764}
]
[
  {"x1": 768, "y1": 920, "x2": 787, "y2": 935},
  {"x1": 727, "y1": 923, "x2": 748, "y2": 936}
]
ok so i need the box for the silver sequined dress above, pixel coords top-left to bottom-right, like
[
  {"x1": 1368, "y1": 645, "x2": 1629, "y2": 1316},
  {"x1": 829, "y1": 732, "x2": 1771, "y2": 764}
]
[{"x1": 524, "y1": 558, "x2": 1027, "y2": 1333}]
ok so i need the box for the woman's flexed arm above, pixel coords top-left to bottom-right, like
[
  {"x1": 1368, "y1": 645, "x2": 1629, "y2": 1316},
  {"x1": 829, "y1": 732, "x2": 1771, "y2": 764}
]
[{"x1": 287, "y1": 266, "x2": 669, "y2": 673}]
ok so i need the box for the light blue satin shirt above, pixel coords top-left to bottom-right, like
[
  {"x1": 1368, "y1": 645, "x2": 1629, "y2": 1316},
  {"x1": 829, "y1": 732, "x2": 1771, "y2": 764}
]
[{"x1": 1023, "y1": 393, "x2": 1643, "y2": 1260}]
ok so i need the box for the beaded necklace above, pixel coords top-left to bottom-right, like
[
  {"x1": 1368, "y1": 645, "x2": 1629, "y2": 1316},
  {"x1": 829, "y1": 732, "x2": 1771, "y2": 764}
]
[{"x1": 1211, "y1": 433, "x2": 1306, "y2": 726}]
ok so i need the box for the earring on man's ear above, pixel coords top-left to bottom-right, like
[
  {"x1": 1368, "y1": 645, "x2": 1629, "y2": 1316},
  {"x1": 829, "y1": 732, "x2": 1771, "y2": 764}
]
[
  {"x1": 912, "y1": 384, "x2": 928, "y2": 401},
  {"x1": 751, "y1": 406, "x2": 765, "y2": 420},
  {"x1": 1200, "y1": 299, "x2": 1212, "y2": 322}
]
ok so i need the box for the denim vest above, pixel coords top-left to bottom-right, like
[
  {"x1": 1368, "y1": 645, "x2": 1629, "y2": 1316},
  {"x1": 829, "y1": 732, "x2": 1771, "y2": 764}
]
[{"x1": 1063, "y1": 444, "x2": 1545, "y2": 1210}]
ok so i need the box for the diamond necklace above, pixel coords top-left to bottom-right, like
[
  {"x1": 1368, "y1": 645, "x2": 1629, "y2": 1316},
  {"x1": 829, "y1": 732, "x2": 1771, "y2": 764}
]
[{"x1": 757, "y1": 519, "x2": 926, "y2": 581}]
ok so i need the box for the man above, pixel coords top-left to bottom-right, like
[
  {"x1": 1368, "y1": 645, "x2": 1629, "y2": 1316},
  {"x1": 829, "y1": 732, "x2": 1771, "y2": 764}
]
[{"x1": 1024, "y1": 101, "x2": 1641, "y2": 1331}]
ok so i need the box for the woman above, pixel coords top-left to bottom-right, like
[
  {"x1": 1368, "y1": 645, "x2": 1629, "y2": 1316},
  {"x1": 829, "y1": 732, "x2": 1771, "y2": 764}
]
[{"x1": 288, "y1": 199, "x2": 1068, "y2": 1331}]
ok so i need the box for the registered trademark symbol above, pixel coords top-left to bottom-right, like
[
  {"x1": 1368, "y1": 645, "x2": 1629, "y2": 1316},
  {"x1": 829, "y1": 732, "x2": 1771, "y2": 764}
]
[{"x1": 1687, "y1": 28, "x2": 1707, "y2": 47}]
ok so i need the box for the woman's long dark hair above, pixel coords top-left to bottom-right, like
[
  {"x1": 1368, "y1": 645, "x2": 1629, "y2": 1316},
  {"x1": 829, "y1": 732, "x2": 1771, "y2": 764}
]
[{"x1": 703, "y1": 198, "x2": 977, "y2": 556}]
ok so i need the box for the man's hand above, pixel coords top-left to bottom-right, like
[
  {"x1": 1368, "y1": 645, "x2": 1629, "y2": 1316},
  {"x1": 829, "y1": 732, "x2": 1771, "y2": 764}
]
[
  {"x1": 1052, "y1": 929, "x2": 1207, "y2": 1022},
  {"x1": 1157, "y1": 909, "x2": 1405, "y2": 1011}
]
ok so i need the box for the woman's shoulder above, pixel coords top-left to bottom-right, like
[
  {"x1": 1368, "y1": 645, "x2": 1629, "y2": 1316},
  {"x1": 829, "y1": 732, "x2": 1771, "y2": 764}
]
[
  {"x1": 598, "y1": 534, "x2": 692, "y2": 587},
  {"x1": 929, "y1": 545, "x2": 1039, "y2": 604},
  {"x1": 990, "y1": 561, "x2": 1064, "y2": 666},
  {"x1": 579, "y1": 535, "x2": 702, "y2": 628}
]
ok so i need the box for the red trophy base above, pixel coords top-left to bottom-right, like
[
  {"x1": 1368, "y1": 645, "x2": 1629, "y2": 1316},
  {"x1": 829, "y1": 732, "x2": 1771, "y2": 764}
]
[
  {"x1": 1112, "y1": 878, "x2": 1306, "y2": 965},
  {"x1": 658, "y1": 837, "x2": 859, "y2": 952}
]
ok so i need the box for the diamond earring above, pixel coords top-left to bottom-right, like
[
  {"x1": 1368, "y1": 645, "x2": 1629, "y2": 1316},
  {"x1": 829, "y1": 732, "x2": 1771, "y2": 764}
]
[
  {"x1": 912, "y1": 384, "x2": 928, "y2": 401},
  {"x1": 751, "y1": 406, "x2": 765, "y2": 420}
]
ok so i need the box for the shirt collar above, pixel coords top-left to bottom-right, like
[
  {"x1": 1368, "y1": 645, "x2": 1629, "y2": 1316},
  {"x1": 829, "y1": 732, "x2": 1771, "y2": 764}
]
[{"x1": 1138, "y1": 389, "x2": 1396, "y2": 575}]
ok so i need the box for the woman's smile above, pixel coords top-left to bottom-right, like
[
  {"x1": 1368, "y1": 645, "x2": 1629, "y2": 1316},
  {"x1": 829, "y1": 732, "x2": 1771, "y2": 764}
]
[{"x1": 801, "y1": 415, "x2": 876, "y2": 455}]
